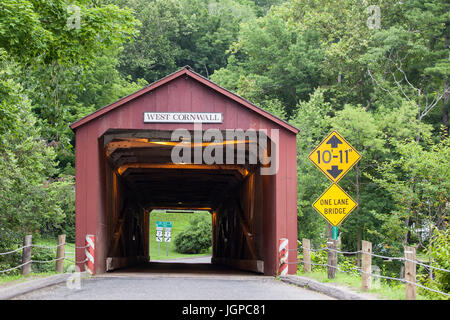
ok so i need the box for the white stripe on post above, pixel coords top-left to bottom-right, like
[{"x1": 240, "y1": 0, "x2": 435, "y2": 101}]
[
  {"x1": 278, "y1": 238, "x2": 289, "y2": 276},
  {"x1": 85, "y1": 234, "x2": 95, "y2": 275},
  {"x1": 85, "y1": 250, "x2": 94, "y2": 263},
  {"x1": 85, "y1": 236, "x2": 95, "y2": 250}
]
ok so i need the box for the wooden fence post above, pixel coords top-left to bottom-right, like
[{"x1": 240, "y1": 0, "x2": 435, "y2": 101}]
[
  {"x1": 56, "y1": 234, "x2": 66, "y2": 273},
  {"x1": 303, "y1": 238, "x2": 311, "y2": 273},
  {"x1": 327, "y1": 239, "x2": 338, "y2": 279},
  {"x1": 22, "y1": 235, "x2": 32, "y2": 275},
  {"x1": 361, "y1": 240, "x2": 372, "y2": 291},
  {"x1": 405, "y1": 246, "x2": 416, "y2": 300}
]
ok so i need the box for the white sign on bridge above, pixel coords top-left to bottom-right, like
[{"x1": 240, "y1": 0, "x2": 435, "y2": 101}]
[{"x1": 144, "y1": 112, "x2": 223, "y2": 123}]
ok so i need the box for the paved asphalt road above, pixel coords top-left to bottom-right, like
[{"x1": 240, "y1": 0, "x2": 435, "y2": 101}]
[{"x1": 14, "y1": 257, "x2": 334, "y2": 300}]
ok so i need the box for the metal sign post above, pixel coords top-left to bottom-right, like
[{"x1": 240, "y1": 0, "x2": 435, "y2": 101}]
[
  {"x1": 332, "y1": 226, "x2": 339, "y2": 240},
  {"x1": 155, "y1": 221, "x2": 165, "y2": 256},
  {"x1": 164, "y1": 227, "x2": 172, "y2": 256}
]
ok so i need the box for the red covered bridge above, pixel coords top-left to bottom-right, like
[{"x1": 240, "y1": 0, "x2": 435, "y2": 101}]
[{"x1": 70, "y1": 66, "x2": 298, "y2": 276}]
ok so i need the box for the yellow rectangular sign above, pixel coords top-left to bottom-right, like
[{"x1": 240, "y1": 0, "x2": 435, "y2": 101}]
[
  {"x1": 312, "y1": 183, "x2": 358, "y2": 227},
  {"x1": 308, "y1": 130, "x2": 361, "y2": 183}
]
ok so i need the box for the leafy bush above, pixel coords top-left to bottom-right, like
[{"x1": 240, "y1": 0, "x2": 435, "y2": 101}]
[
  {"x1": 308, "y1": 244, "x2": 360, "y2": 275},
  {"x1": 379, "y1": 262, "x2": 403, "y2": 289},
  {"x1": 337, "y1": 254, "x2": 359, "y2": 275},
  {"x1": 30, "y1": 247, "x2": 56, "y2": 273},
  {"x1": 310, "y1": 244, "x2": 328, "y2": 272},
  {"x1": 0, "y1": 250, "x2": 22, "y2": 276},
  {"x1": 418, "y1": 228, "x2": 450, "y2": 300},
  {"x1": 0, "y1": 244, "x2": 56, "y2": 276},
  {"x1": 39, "y1": 176, "x2": 76, "y2": 242},
  {"x1": 174, "y1": 216, "x2": 212, "y2": 254}
]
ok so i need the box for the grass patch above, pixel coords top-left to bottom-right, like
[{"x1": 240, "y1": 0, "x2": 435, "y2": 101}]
[
  {"x1": 149, "y1": 210, "x2": 212, "y2": 260},
  {"x1": 0, "y1": 272, "x2": 59, "y2": 288},
  {"x1": 296, "y1": 268, "x2": 430, "y2": 300}
]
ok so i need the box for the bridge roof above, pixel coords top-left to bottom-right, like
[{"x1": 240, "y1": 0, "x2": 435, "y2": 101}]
[{"x1": 70, "y1": 66, "x2": 299, "y2": 134}]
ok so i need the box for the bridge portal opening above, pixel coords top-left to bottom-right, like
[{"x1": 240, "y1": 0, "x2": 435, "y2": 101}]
[
  {"x1": 102, "y1": 130, "x2": 272, "y2": 274},
  {"x1": 148, "y1": 209, "x2": 212, "y2": 262}
]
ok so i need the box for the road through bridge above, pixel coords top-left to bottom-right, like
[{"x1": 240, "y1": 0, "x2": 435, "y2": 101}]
[{"x1": 13, "y1": 257, "x2": 333, "y2": 300}]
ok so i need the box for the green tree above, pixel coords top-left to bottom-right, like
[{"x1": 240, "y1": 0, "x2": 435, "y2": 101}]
[
  {"x1": 0, "y1": 0, "x2": 138, "y2": 65},
  {"x1": 1, "y1": 0, "x2": 141, "y2": 174},
  {"x1": 0, "y1": 0, "x2": 142, "y2": 248},
  {"x1": 288, "y1": 0, "x2": 375, "y2": 108},
  {"x1": 419, "y1": 227, "x2": 450, "y2": 299},
  {"x1": 0, "y1": 51, "x2": 64, "y2": 249},
  {"x1": 118, "y1": 0, "x2": 255, "y2": 82},
  {"x1": 212, "y1": 4, "x2": 324, "y2": 117},
  {"x1": 370, "y1": 131, "x2": 450, "y2": 250},
  {"x1": 362, "y1": 0, "x2": 450, "y2": 136}
]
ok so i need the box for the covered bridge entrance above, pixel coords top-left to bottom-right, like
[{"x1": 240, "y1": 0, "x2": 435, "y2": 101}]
[{"x1": 70, "y1": 67, "x2": 298, "y2": 276}]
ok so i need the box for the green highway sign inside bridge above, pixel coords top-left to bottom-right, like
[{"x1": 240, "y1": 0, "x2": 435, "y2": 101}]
[{"x1": 156, "y1": 221, "x2": 173, "y2": 228}]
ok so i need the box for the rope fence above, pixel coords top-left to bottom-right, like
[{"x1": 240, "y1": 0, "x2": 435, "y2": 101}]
[
  {"x1": 0, "y1": 234, "x2": 92, "y2": 275},
  {"x1": 282, "y1": 238, "x2": 450, "y2": 299}
]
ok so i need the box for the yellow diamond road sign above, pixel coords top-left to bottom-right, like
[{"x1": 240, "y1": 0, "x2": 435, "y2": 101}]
[
  {"x1": 312, "y1": 183, "x2": 358, "y2": 227},
  {"x1": 308, "y1": 130, "x2": 361, "y2": 183}
]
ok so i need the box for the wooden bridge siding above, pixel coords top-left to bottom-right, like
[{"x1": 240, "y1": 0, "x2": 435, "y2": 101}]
[
  {"x1": 75, "y1": 122, "x2": 105, "y2": 273},
  {"x1": 262, "y1": 170, "x2": 277, "y2": 275},
  {"x1": 287, "y1": 131, "x2": 298, "y2": 269},
  {"x1": 211, "y1": 171, "x2": 263, "y2": 270},
  {"x1": 105, "y1": 162, "x2": 147, "y2": 259}
]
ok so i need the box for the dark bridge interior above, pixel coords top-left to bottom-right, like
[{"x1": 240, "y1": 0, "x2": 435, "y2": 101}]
[{"x1": 101, "y1": 129, "x2": 275, "y2": 274}]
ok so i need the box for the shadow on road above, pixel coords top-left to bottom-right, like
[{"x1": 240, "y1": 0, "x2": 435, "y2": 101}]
[{"x1": 105, "y1": 257, "x2": 264, "y2": 278}]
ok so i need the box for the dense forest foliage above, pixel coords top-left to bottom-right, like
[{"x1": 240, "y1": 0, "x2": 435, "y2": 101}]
[{"x1": 0, "y1": 0, "x2": 448, "y2": 295}]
